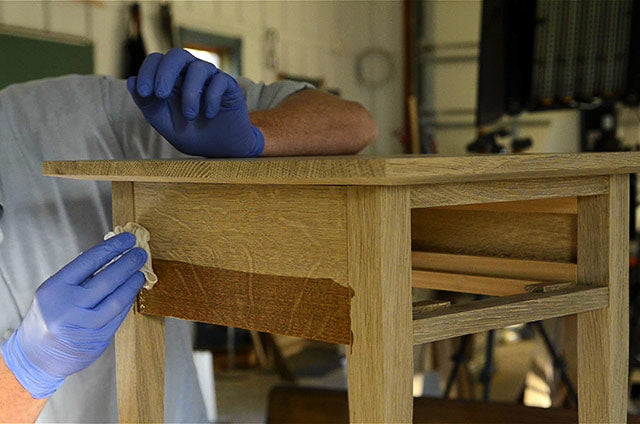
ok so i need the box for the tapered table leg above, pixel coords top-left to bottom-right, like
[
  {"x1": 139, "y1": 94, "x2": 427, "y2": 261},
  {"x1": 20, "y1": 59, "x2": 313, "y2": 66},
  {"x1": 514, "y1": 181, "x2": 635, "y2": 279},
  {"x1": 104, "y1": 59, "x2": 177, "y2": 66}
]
[
  {"x1": 113, "y1": 182, "x2": 165, "y2": 423},
  {"x1": 346, "y1": 186, "x2": 413, "y2": 423},
  {"x1": 577, "y1": 174, "x2": 629, "y2": 423}
]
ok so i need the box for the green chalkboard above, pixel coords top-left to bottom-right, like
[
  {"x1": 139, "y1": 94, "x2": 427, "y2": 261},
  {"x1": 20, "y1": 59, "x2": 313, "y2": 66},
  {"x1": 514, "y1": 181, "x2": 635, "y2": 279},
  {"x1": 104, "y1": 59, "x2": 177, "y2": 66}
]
[{"x1": 0, "y1": 30, "x2": 93, "y2": 90}]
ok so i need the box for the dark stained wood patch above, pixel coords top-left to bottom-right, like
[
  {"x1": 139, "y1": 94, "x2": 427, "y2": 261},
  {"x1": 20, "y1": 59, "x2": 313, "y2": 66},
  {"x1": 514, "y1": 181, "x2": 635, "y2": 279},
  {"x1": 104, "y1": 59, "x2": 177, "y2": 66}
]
[{"x1": 138, "y1": 259, "x2": 353, "y2": 345}]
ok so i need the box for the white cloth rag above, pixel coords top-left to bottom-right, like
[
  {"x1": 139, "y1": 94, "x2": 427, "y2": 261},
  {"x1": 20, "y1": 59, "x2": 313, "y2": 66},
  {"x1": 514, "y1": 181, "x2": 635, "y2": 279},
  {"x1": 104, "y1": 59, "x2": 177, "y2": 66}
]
[{"x1": 104, "y1": 222, "x2": 158, "y2": 290}]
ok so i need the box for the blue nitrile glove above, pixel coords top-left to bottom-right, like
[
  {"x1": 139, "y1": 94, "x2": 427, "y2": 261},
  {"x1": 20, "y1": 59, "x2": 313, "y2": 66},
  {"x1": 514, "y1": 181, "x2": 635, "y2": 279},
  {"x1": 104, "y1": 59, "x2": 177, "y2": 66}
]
[
  {"x1": 127, "y1": 48, "x2": 265, "y2": 158},
  {"x1": 0, "y1": 233, "x2": 147, "y2": 398}
]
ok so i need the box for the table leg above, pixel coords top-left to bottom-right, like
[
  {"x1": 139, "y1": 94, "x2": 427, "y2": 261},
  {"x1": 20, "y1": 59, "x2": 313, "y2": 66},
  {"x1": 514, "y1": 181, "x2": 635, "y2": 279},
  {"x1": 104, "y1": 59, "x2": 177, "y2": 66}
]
[
  {"x1": 113, "y1": 182, "x2": 166, "y2": 423},
  {"x1": 115, "y1": 311, "x2": 165, "y2": 422},
  {"x1": 346, "y1": 186, "x2": 413, "y2": 423},
  {"x1": 577, "y1": 174, "x2": 629, "y2": 423}
]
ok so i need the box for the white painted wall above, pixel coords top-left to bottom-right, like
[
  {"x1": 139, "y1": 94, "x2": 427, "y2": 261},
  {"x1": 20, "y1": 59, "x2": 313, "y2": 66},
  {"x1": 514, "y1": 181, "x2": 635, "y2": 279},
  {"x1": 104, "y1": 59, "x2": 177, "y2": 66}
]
[{"x1": 0, "y1": 0, "x2": 405, "y2": 155}]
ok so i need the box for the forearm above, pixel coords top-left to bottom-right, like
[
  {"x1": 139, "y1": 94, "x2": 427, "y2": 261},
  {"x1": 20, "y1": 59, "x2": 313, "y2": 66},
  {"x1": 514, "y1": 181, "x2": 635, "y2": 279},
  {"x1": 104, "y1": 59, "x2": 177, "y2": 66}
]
[
  {"x1": 0, "y1": 352, "x2": 47, "y2": 422},
  {"x1": 253, "y1": 89, "x2": 378, "y2": 156}
]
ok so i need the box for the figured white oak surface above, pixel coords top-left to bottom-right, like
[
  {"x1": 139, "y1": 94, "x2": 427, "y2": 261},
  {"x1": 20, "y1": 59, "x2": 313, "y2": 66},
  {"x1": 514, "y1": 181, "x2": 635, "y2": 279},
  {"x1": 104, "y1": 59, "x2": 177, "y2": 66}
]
[
  {"x1": 43, "y1": 152, "x2": 640, "y2": 185},
  {"x1": 133, "y1": 182, "x2": 348, "y2": 286},
  {"x1": 112, "y1": 182, "x2": 165, "y2": 423},
  {"x1": 346, "y1": 186, "x2": 413, "y2": 423},
  {"x1": 413, "y1": 286, "x2": 608, "y2": 345},
  {"x1": 412, "y1": 251, "x2": 577, "y2": 282},
  {"x1": 410, "y1": 176, "x2": 606, "y2": 208},
  {"x1": 577, "y1": 174, "x2": 629, "y2": 423}
]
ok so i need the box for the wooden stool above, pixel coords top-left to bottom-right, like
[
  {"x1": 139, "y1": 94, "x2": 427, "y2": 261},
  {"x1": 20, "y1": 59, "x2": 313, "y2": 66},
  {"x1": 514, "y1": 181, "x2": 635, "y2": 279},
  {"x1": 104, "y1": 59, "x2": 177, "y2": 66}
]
[{"x1": 44, "y1": 153, "x2": 640, "y2": 423}]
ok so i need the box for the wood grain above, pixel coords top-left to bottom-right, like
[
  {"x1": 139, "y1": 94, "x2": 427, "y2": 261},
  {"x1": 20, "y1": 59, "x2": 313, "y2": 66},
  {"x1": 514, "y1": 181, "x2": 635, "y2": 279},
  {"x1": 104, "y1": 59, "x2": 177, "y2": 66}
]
[
  {"x1": 346, "y1": 186, "x2": 413, "y2": 423},
  {"x1": 139, "y1": 259, "x2": 352, "y2": 345},
  {"x1": 411, "y1": 209, "x2": 576, "y2": 262},
  {"x1": 410, "y1": 178, "x2": 604, "y2": 208},
  {"x1": 43, "y1": 152, "x2": 640, "y2": 185},
  {"x1": 577, "y1": 174, "x2": 629, "y2": 423},
  {"x1": 112, "y1": 182, "x2": 165, "y2": 424},
  {"x1": 412, "y1": 299, "x2": 451, "y2": 319},
  {"x1": 412, "y1": 286, "x2": 608, "y2": 345},
  {"x1": 411, "y1": 251, "x2": 577, "y2": 282},
  {"x1": 524, "y1": 281, "x2": 576, "y2": 293},
  {"x1": 412, "y1": 269, "x2": 541, "y2": 296},
  {"x1": 133, "y1": 182, "x2": 348, "y2": 286},
  {"x1": 429, "y1": 196, "x2": 578, "y2": 214}
]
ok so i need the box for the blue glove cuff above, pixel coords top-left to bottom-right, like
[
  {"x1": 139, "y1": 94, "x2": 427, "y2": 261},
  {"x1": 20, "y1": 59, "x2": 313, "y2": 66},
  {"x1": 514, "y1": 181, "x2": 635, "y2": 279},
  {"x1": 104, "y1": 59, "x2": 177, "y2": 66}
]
[
  {"x1": 1, "y1": 330, "x2": 64, "y2": 399},
  {"x1": 248, "y1": 125, "x2": 265, "y2": 157}
]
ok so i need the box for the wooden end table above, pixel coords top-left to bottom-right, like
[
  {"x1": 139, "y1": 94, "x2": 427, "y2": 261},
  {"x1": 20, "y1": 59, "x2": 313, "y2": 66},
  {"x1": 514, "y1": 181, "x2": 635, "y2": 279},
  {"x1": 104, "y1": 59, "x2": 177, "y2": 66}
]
[{"x1": 44, "y1": 153, "x2": 640, "y2": 423}]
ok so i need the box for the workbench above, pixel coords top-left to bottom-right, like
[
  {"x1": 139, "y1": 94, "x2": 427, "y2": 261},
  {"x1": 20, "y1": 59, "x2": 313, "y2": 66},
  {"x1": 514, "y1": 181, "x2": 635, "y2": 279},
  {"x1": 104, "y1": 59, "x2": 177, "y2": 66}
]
[{"x1": 43, "y1": 153, "x2": 640, "y2": 423}]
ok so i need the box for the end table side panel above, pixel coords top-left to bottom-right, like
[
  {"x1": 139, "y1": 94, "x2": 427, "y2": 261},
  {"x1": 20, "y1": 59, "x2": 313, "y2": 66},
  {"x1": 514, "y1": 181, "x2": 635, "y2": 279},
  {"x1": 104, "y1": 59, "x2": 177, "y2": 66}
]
[{"x1": 133, "y1": 182, "x2": 352, "y2": 344}]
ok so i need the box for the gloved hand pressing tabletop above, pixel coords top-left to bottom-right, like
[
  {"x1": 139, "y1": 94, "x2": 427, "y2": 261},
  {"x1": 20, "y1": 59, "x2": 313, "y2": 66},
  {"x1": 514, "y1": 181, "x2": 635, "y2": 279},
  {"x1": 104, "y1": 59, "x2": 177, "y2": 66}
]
[
  {"x1": 127, "y1": 48, "x2": 264, "y2": 158},
  {"x1": 1, "y1": 233, "x2": 147, "y2": 398}
]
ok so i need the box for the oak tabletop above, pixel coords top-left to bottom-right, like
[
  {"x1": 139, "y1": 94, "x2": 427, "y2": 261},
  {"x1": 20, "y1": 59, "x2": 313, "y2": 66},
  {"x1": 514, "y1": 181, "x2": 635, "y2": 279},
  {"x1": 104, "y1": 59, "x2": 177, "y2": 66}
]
[{"x1": 43, "y1": 152, "x2": 640, "y2": 186}]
